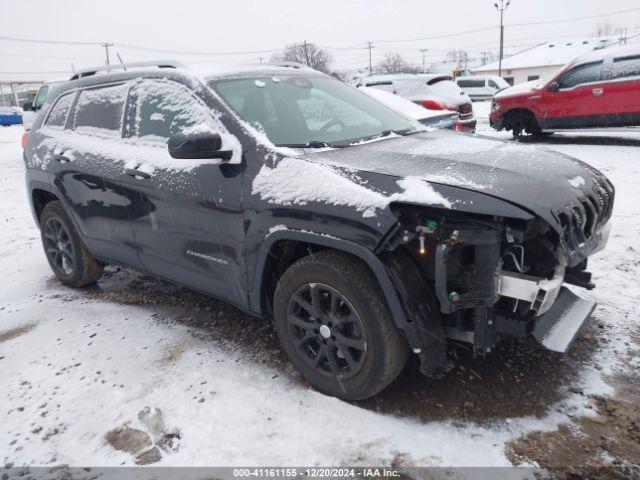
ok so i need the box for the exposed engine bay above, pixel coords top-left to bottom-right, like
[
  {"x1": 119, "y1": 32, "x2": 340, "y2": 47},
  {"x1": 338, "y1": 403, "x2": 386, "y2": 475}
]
[{"x1": 381, "y1": 200, "x2": 612, "y2": 378}]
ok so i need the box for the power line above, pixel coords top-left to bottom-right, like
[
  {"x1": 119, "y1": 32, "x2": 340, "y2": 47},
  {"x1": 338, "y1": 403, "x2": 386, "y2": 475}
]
[
  {"x1": 508, "y1": 7, "x2": 640, "y2": 28},
  {"x1": 0, "y1": 35, "x2": 102, "y2": 46},
  {"x1": 1, "y1": 70, "x2": 70, "y2": 75},
  {"x1": 115, "y1": 42, "x2": 283, "y2": 56},
  {"x1": 1, "y1": 7, "x2": 638, "y2": 55}
]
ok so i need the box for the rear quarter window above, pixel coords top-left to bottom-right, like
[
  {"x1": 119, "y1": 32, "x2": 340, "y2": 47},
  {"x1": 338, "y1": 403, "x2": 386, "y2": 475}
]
[
  {"x1": 44, "y1": 91, "x2": 75, "y2": 130},
  {"x1": 73, "y1": 83, "x2": 128, "y2": 137},
  {"x1": 609, "y1": 55, "x2": 640, "y2": 80}
]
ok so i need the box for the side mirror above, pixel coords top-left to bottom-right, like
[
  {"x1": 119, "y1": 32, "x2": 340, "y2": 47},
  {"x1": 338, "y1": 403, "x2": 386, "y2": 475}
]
[
  {"x1": 547, "y1": 82, "x2": 560, "y2": 93},
  {"x1": 22, "y1": 101, "x2": 33, "y2": 111},
  {"x1": 168, "y1": 130, "x2": 233, "y2": 161}
]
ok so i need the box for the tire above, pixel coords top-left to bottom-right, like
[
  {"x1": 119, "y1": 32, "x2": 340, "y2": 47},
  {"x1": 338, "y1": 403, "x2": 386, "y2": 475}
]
[
  {"x1": 40, "y1": 201, "x2": 104, "y2": 287},
  {"x1": 273, "y1": 250, "x2": 409, "y2": 400},
  {"x1": 508, "y1": 110, "x2": 541, "y2": 139}
]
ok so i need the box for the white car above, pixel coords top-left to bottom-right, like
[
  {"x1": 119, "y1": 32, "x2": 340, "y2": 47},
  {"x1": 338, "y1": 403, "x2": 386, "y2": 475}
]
[
  {"x1": 358, "y1": 87, "x2": 459, "y2": 129},
  {"x1": 22, "y1": 79, "x2": 67, "y2": 130},
  {"x1": 455, "y1": 75, "x2": 510, "y2": 101},
  {"x1": 357, "y1": 74, "x2": 476, "y2": 132}
]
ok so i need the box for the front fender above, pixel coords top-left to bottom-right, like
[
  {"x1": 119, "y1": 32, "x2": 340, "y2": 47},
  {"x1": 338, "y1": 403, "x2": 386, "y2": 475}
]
[{"x1": 249, "y1": 228, "x2": 409, "y2": 330}]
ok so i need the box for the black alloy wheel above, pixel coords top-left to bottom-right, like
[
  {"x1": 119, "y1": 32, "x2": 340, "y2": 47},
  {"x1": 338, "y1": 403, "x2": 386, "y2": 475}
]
[
  {"x1": 39, "y1": 201, "x2": 104, "y2": 287},
  {"x1": 43, "y1": 216, "x2": 75, "y2": 277},
  {"x1": 287, "y1": 282, "x2": 367, "y2": 381}
]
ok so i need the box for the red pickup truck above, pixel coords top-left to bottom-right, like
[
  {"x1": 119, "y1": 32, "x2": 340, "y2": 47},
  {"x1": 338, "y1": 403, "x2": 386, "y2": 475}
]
[{"x1": 490, "y1": 44, "x2": 640, "y2": 137}]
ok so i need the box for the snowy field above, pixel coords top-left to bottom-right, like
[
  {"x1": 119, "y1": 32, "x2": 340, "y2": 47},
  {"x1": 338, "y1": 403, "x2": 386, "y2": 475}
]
[{"x1": 1, "y1": 106, "x2": 640, "y2": 469}]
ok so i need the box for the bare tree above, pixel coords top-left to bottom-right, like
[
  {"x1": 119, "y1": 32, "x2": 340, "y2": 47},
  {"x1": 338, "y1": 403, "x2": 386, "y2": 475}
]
[
  {"x1": 271, "y1": 41, "x2": 333, "y2": 73},
  {"x1": 480, "y1": 51, "x2": 494, "y2": 66},
  {"x1": 595, "y1": 20, "x2": 622, "y2": 37},
  {"x1": 377, "y1": 52, "x2": 419, "y2": 74},
  {"x1": 446, "y1": 50, "x2": 470, "y2": 69}
]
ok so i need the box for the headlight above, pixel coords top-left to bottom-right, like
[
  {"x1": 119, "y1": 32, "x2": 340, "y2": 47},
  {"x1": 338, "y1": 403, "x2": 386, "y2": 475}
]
[{"x1": 491, "y1": 102, "x2": 501, "y2": 112}]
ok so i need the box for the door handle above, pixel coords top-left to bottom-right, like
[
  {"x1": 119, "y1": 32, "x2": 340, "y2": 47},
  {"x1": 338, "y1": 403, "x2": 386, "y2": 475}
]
[
  {"x1": 592, "y1": 88, "x2": 604, "y2": 96},
  {"x1": 53, "y1": 154, "x2": 70, "y2": 163},
  {"x1": 125, "y1": 168, "x2": 151, "y2": 179}
]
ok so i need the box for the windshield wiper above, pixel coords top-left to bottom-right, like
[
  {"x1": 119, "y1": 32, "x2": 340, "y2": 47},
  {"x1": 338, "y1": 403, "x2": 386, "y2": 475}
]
[
  {"x1": 276, "y1": 140, "x2": 345, "y2": 149},
  {"x1": 346, "y1": 128, "x2": 419, "y2": 146}
]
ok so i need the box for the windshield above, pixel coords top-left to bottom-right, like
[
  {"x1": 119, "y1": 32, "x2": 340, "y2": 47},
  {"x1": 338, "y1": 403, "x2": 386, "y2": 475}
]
[{"x1": 209, "y1": 74, "x2": 417, "y2": 147}]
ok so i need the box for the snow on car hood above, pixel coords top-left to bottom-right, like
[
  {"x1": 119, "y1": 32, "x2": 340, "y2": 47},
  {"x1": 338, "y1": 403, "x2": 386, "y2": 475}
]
[
  {"x1": 494, "y1": 79, "x2": 542, "y2": 99},
  {"x1": 298, "y1": 130, "x2": 605, "y2": 231}
]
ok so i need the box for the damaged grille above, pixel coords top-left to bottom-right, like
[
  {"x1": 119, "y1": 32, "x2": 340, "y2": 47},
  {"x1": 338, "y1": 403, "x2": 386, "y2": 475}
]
[{"x1": 556, "y1": 176, "x2": 614, "y2": 252}]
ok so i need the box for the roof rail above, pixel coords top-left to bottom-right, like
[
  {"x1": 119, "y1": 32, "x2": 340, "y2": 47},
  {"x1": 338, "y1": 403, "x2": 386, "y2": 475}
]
[
  {"x1": 266, "y1": 61, "x2": 314, "y2": 70},
  {"x1": 70, "y1": 60, "x2": 185, "y2": 81}
]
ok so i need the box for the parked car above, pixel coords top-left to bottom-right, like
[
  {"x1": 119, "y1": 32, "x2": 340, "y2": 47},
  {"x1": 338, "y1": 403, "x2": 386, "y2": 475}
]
[
  {"x1": 358, "y1": 86, "x2": 459, "y2": 130},
  {"x1": 22, "y1": 79, "x2": 66, "y2": 130},
  {"x1": 0, "y1": 106, "x2": 23, "y2": 126},
  {"x1": 25, "y1": 61, "x2": 613, "y2": 400},
  {"x1": 455, "y1": 75, "x2": 510, "y2": 101},
  {"x1": 357, "y1": 74, "x2": 476, "y2": 132},
  {"x1": 490, "y1": 44, "x2": 640, "y2": 137}
]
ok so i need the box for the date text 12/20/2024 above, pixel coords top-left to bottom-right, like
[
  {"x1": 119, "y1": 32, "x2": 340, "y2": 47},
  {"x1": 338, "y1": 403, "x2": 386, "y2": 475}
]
[{"x1": 233, "y1": 468, "x2": 402, "y2": 478}]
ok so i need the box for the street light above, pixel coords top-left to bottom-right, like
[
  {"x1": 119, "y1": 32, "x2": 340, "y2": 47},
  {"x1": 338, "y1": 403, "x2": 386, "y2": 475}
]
[{"x1": 494, "y1": 0, "x2": 511, "y2": 77}]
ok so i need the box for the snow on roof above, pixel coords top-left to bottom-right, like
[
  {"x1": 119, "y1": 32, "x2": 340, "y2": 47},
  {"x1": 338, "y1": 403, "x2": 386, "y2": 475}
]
[{"x1": 473, "y1": 36, "x2": 620, "y2": 72}]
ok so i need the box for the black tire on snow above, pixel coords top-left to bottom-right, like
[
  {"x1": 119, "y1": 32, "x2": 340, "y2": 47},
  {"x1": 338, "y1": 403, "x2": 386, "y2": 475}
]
[
  {"x1": 40, "y1": 201, "x2": 104, "y2": 287},
  {"x1": 273, "y1": 250, "x2": 409, "y2": 400}
]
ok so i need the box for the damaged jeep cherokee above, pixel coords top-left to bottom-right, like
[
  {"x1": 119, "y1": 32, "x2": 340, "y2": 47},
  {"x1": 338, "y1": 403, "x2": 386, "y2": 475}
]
[{"x1": 24, "y1": 62, "x2": 614, "y2": 400}]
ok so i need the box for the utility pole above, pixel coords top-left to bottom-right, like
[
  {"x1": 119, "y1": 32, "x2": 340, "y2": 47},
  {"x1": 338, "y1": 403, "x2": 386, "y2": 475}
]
[
  {"x1": 366, "y1": 41, "x2": 374, "y2": 75},
  {"x1": 302, "y1": 40, "x2": 310, "y2": 66},
  {"x1": 494, "y1": 0, "x2": 511, "y2": 77},
  {"x1": 102, "y1": 42, "x2": 114, "y2": 65},
  {"x1": 419, "y1": 49, "x2": 428, "y2": 73}
]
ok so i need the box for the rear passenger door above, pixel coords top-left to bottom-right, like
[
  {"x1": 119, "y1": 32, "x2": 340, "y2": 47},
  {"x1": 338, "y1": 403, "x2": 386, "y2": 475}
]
[
  {"x1": 121, "y1": 78, "x2": 247, "y2": 306},
  {"x1": 37, "y1": 83, "x2": 144, "y2": 268},
  {"x1": 602, "y1": 54, "x2": 640, "y2": 126}
]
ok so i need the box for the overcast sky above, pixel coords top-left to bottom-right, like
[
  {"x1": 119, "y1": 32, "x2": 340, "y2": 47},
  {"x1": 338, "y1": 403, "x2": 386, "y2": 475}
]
[{"x1": 1, "y1": 0, "x2": 639, "y2": 81}]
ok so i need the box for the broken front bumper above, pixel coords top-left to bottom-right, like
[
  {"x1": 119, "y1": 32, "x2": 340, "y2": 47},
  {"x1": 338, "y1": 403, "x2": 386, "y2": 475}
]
[
  {"x1": 532, "y1": 287, "x2": 596, "y2": 352},
  {"x1": 496, "y1": 267, "x2": 596, "y2": 353}
]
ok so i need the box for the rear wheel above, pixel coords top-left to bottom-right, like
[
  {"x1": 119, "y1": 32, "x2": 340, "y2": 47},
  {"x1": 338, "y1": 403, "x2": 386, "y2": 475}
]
[
  {"x1": 273, "y1": 251, "x2": 409, "y2": 400},
  {"x1": 40, "y1": 201, "x2": 103, "y2": 287}
]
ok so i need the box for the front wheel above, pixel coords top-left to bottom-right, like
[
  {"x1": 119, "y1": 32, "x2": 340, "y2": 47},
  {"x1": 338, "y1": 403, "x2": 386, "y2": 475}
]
[
  {"x1": 273, "y1": 251, "x2": 409, "y2": 400},
  {"x1": 40, "y1": 201, "x2": 104, "y2": 287}
]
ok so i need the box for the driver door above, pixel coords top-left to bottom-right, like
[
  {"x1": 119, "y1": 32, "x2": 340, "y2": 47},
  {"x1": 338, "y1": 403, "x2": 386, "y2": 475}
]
[
  {"x1": 120, "y1": 78, "x2": 248, "y2": 306},
  {"x1": 542, "y1": 60, "x2": 607, "y2": 129}
]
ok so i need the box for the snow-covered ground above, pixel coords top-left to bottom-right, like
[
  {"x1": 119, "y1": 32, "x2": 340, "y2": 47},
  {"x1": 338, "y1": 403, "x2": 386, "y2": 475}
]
[{"x1": 1, "y1": 106, "x2": 639, "y2": 468}]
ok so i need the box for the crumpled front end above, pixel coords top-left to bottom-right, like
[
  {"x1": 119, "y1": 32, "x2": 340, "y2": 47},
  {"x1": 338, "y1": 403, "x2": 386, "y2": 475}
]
[{"x1": 382, "y1": 182, "x2": 613, "y2": 372}]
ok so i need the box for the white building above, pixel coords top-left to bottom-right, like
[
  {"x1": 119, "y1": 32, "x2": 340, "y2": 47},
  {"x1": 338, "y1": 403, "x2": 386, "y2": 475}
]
[{"x1": 472, "y1": 37, "x2": 620, "y2": 85}]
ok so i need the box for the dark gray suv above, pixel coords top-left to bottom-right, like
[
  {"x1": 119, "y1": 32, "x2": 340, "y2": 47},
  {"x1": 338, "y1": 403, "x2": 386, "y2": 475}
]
[{"x1": 24, "y1": 61, "x2": 613, "y2": 400}]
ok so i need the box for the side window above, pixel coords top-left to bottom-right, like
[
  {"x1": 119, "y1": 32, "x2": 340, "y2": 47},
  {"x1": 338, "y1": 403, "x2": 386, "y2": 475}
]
[
  {"x1": 135, "y1": 80, "x2": 209, "y2": 141},
  {"x1": 73, "y1": 83, "x2": 128, "y2": 137},
  {"x1": 557, "y1": 61, "x2": 603, "y2": 89},
  {"x1": 609, "y1": 55, "x2": 640, "y2": 80},
  {"x1": 44, "y1": 91, "x2": 75, "y2": 130},
  {"x1": 33, "y1": 85, "x2": 50, "y2": 110},
  {"x1": 458, "y1": 79, "x2": 485, "y2": 88},
  {"x1": 488, "y1": 80, "x2": 499, "y2": 89}
]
